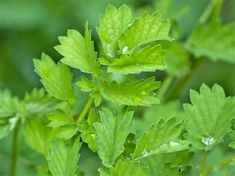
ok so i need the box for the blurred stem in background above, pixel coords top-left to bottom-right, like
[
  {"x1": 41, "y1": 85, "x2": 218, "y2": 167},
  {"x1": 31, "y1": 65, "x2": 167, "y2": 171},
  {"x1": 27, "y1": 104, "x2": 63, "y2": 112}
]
[{"x1": 158, "y1": 0, "x2": 224, "y2": 102}]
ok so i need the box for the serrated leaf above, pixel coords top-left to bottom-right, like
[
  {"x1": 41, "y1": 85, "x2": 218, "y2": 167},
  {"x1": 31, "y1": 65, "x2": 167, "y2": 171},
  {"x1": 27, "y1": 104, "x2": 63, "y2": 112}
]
[
  {"x1": 133, "y1": 116, "x2": 184, "y2": 159},
  {"x1": 47, "y1": 110, "x2": 74, "y2": 128},
  {"x1": 34, "y1": 53, "x2": 74, "y2": 101},
  {"x1": 48, "y1": 137, "x2": 82, "y2": 176},
  {"x1": 187, "y1": 22, "x2": 235, "y2": 63},
  {"x1": 76, "y1": 76, "x2": 95, "y2": 92},
  {"x1": 108, "y1": 45, "x2": 166, "y2": 74},
  {"x1": 183, "y1": 84, "x2": 235, "y2": 151},
  {"x1": 100, "y1": 77, "x2": 160, "y2": 106},
  {"x1": 78, "y1": 108, "x2": 99, "y2": 152},
  {"x1": 57, "y1": 125, "x2": 78, "y2": 140},
  {"x1": 0, "y1": 90, "x2": 19, "y2": 118},
  {"x1": 24, "y1": 118, "x2": 53, "y2": 156},
  {"x1": 97, "y1": 5, "x2": 132, "y2": 57},
  {"x1": 22, "y1": 88, "x2": 61, "y2": 116},
  {"x1": 55, "y1": 24, "x2": 99, "y2": 74},
  {"x1": 118, "y1": 12, "x2": 170, "y2": 52},
  {"x1": 110, "y1": 160, "x2": 150, "y2": 176},
  {"x1": 94, "y1": 108, "x2": 133, "y2": 167}
]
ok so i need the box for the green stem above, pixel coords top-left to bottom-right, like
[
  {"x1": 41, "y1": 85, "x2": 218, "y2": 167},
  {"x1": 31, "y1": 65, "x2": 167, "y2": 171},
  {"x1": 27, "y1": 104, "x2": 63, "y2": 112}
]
[
  {"x1": 157, "y1": 75, "x2": 174, "y2": 102},
  {"x1": 76, "y1": 97, "x2": 94, "y2": 124},
  {"x1": 10, "y1": 120, "x2": 20, "y2": 176}
]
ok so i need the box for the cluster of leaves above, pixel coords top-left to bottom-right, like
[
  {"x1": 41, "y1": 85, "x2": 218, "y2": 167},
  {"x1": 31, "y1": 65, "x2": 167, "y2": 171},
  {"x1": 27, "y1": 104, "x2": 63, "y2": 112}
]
[{"x1": 1, "y1": 3, "x2": 235, "y2": 176}]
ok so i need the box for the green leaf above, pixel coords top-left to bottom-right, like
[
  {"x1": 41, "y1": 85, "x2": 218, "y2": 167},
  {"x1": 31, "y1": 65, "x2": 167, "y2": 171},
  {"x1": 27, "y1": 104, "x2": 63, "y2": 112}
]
[
  {"x1": 0, "y1": 90, "x2": 19, "y2": 118},
  {"x1": 22, "y1": 88, "x2": 61, "y2": 116},
  {"x1": 55, "y1": 23, "x2": 99, "y2": 74},
  {"x1": 78, "y1": 108, "x2": 99, "y2": 152},
  {"x1": 110, "y1": 160, "x2": 150, "y2": 176},
  {"x1": 100, "y1": 77, "x2": 160, "y2": 106},
  {"x1": 94, "y1": 108, "x2": 133, "y2": 167},
  {"x1": 118, "y1": 12, "x2": 170, "y2": 52},
  {"x1": 47, "y1": 110, "x2": 74, "y2": 128},
  {"x1": 48, "y1": 137, "x2": 82, "y2": 176},
  {"x1": 47, "y1": 110, "x2": 78, "y2": 140},
  {"x1": 183, "y1": 84, "x2": 235, "y2": 150},
  {"x1": 24, "y1": 118, "x2": 53, "y2": 156},
  {"x1": 97, "y1": 5, "x2": 132, "y2": 57},
  {"x1": 34, "y1": 53, "x2": 74, "y2": 101},
  {"x1": 76, "y1": 76, "x2": 95, "y2": 92},
  {"x1": 0, "y1": 124, "x2": 10, "y2": 139},
  {"x1": 107, "y1": 45, "x2": 166, "y2": 74},
  {"x1": 187, "y1": 22, "x2": 235, "y2": 63},
  {"x1": 133, "y1": 116, "x2": 185, "y2": 160}
]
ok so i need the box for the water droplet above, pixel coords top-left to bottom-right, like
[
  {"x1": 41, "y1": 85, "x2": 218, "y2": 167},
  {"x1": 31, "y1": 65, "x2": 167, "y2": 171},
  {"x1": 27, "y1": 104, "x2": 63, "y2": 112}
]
[
  {"x1": 178, "y1": 168, "x2": 184, "y2": 174},
  {"x1": 141, "y1": 91, "x2": 146, "y2": 95},
  {"x1": 201, "y1": 136, "x2": 215, "y2": 146},
  {"x1": 122, "y1": 46, "x2": 128, "y2": 54}
]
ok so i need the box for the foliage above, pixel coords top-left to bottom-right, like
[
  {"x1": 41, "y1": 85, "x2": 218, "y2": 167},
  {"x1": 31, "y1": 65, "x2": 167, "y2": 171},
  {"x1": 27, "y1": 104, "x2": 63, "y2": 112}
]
[{"x1": 1, "y1": 1, "x2": 235, "y2": 176}]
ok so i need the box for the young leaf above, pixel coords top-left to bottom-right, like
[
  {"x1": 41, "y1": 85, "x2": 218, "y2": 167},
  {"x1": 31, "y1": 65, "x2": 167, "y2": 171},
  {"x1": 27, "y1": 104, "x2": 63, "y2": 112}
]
[
  {"x1": 76, "y1": 76, "x2": 95, "y2": 92},
  {"x1": 110, "y1": 160, "x2": 150, "y2": 176},
  {"x1": 118, "y1": 12, "x2": 170, "y2": 52},
  {"x1": 34, "y1": 53, "x2": 74, "y2": 101},
  {"x1": 94, "y1": 108, "x2": 133, "y2": 167},
  {"x1": 187, "y1": 22, "x2": 235, "y2": 63},
  {"x1": 183, "y1": 84, "x2": 235, "y2": 150},
  {"x1": 97, "y1": 5, "x2": 132, "y2": 57},
  {"x1": 55, "y1": 23, "x2": 99, "y2": 74},
  {"x1": 133, "y1": 117, "x2": 184, "y2": 159},
  {"x1": 108, "y1": 45, "x2": 166, "y2": 74},
  {"x1": 100, "y1": 77, "x2": 160, "y2": 106},
  {"x1": 48, "y1": 137, "x2": 82, "y2": 176},
  {"x1": 22, "y1": 88, "x2": 61, "y2": 116},
  {"x1": 24, "y1": 118, "x2": 53, "y2": 156}
]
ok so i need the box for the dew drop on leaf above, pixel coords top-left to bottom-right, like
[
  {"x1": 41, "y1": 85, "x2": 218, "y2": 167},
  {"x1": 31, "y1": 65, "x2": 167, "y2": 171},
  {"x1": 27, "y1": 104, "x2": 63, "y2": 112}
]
[
  {"x1": 201, "y1": 136, "x2": 215, "y2": 146},
  {"x1": 122, "y1": 46, "x2": 128, "y2": 54}
]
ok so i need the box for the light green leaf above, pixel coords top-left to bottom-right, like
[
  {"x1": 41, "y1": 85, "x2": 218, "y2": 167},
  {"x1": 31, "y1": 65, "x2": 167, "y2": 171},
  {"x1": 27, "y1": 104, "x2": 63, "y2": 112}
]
[
  {"x1": 47, "y1": 110, "x2": 74, "y2": 128},
  {"x1": 94, "y1": 108, "x2": 133, "y2": 167},
  {"x1": 55, "y1": 24, "x2": 99, "y2": 74},
  {"x1": 108, "y1": 45, "x2": 165, "y2": 74},
  {"x1": 78, "y1": 108, "x2": 99, "y2": 152},
  {"x1": 48, "y1": 137, "x2": 82, "y2": 176},
  {"x1": 24, "y1": 118, "x2": 54, "y2": 156},
  {"x1": 100, "y1": 77, "x2": 160, "y2": 106},
  {"x1": 76, "y1": 76, "x2": 95, "y2": 92},
  {"x1": 133, "y1": 116, "x2": 184, "y2": 160},
  {"x1": 0, "y1": 124, "x2": 10, "y2": 139},
  {"x1": 97, "y1": 5, "x2": 132, "y2": 57},
  {"x1": 183, "y1": 84, "x2": 235, "y2": 151},
  {"x1": 110, "y1": 160, "x2": 150, "y2": 176},
  {"x1": 118, "y1": 12, "x2": 170, "y2": 52},
  {"x1": 187, "y1": 22, "x2": 235, "y2": 63},
  {"x1": 0, "y1": 90, "x2": 19, "y2": 118},
  {"x1": 22, "y1": 88, "x2": 61, "y2": 116},
  {"x1": 34, "y1": 53, "x2": 74, "y2": 101}
]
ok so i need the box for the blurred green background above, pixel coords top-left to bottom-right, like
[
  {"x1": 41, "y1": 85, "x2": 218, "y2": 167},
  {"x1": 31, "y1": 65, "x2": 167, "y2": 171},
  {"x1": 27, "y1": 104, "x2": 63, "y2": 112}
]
[{"x1": 0, "y1": 0, "x2": 235, "y2": 175}]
